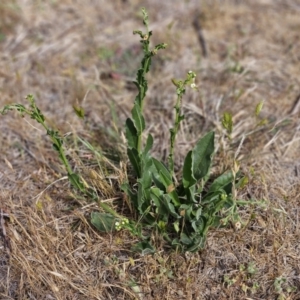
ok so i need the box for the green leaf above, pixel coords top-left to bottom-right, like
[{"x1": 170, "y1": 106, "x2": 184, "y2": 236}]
[
  {"x1": 222, "y1": 112, "x2": 233, "y2": 134},
  {"x1": 143, "y1": 134, "x2": 153, "y2": 155},
  {"x1": 68, "y1": 173, "x2": 85, "y2": 192},
  {"x1": 182, "y1": 150, "x2": 196, "y2": 188},
  {"x1": 151, "y1": 158, "x2": 180, "y2": 206},
  {"x1": 149, "y1": 188, "x2": 180, "y2": 218},
  {"x1": 137, "y1": 182, "x2": 147, "y2": 214},
  {"x1": 192, "y1": 131, "x2": 214, "y2": 181},
  {"x1": 180, "y1": 233, "x2": 192, "y2": 245},
  {"x1": 201, "y1": 190, "x2": 223, "y2": 205},
  {"x1": 91, "y1": 212, "x2": 116, "y2": 232},
  {"x1": 121, "y1": 183, "x2": 138, "y2": 209},
  {"x1": 140, "y1": 156, "x2": 153, "y2": 189},
  {"x1": 173, "y1": 221, "x2": 180, "y2": 233},
  {"x1": 186, "y1": 235, "x2": 206, "y2": 252},
  {"x1": 195, "y1": 207, "x2": 202, "y2": 221},
  {"x1": 73, "y1": 105, "x2": 85, "y2": 118},
  {"x1": 236, "y1": 176, "x2": 248, "y2": 189},
  {"x1": 163, "y1": 194, "x2": 180, "y2": 218},
  {"x1": 132, "y1": 103, "x2": 145, "y2": 133},
  {"x1": 179, "y1": 204, "x2": 194, "y2": 221},
  {"x1": 187, "y1": 185, "x2": 197, "y2": 203},
  {"x1": 132, "y1": 240, "x2": 156, "y2": 255},
  {"x1": 127, "y1": 148, "x2": 141, "y2": 177},
  {"x1": 208, "y1": 171, "x2": 234, "y2": 194},
  {"x1": 152, "y1": 158, "x2": 172, "y2": 187},
  {"x1": 168, "y1": 191, "x2": 180, "y2": 207},
  {"x1": 255, "y1": 101, "x2": 264, "y2": 117},
  {"x1": 125, "y1": 118, "x2": 138, "y2": 149}
]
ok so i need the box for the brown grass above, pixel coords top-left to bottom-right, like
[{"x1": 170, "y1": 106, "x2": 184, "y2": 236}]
[{"x1": 1, "y1": 0, "x2": 300, "y2": 299}]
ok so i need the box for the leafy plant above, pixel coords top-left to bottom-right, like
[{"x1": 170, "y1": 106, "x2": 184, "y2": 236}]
[
  {"x1": 0, "y1": 7, "x2": 258, "y2": 254},
  {"x1": 120, "y1": 8, "x2": 253, "y2": 252},
  {"x1": 0, "y1": 95, "x2": 120, "y2": 223},
  {"x1": 274, "y1": 276, "x2": 297, "y2": 299}
]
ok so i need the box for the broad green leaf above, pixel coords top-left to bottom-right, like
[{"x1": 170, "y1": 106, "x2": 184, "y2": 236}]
[
  {"x1": 163, "y1": 194, "x2": 180, "y2": 218},
  {"x1": 151, "y1": 159, "x2": 181, "y2": 207},
  {"x1": 152, "y1": 158, "x2": 172, "y2": 187},
  {"x1": 201, "y1": 191, "x2": 223, "y2": 205},
  {"x1": 191, "y1": 220, "x2": 201, "y2": 232},
  {"x1": 193, "y1": 207, "x2": 202, "y2": 221},
  {"x1": 127, "y1": 148, "x2": 141, "y2": 177},
  {"x1": 150, "y1": 188, "x2": 180, "y2": 218},
  {"x1": 140, "y1": 156, "x2": 153, "y2": 189},
  {"x1": 152, "y1": 174, "x2": 165, "y2": 191},
  {"x1": 132, "y1": 104, "x2": 145, "y2": 133},
  {"x1": 180, "y1": 233, "x2": 192, "y2": 245},
  {"x1": 192, "y1": 131, "x2": 214, "y2": 181},
  {"x1": 182, "y1": 150, "x2": 196, "y2": 188},
  {"x1": 150, "y1": 187, "x2": 164, "y2": 207},
  {"x1": 131, "y1": 240, "x2": 156, "y2": 255},
  {"x1": 125, "y1": 118, "x2": 138, "y2": 149},
  {"x1": 91, "y1": 212, "x2": 116, "y2": 232},
  {"x1": 208, "y1": 171, "x2": 234, "y2": 193},
  {"x1": 168, "y1": 190, "x2": 180, "y2": 207},
  {"x1": 183, "y1": 183, "x2": 197, "y2": 205},
  {"x1": 186, "y1": 235, "x2": 206, "y2": 252}
]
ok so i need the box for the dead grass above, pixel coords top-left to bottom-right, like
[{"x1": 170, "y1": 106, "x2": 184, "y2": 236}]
[{"x1": 1, "y1": 0, "x2": 300, "y2": 299}]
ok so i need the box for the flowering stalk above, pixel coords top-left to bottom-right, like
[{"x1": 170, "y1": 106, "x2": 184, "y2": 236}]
[{"x1": 169, "y1": 71, "x2": 197, "y2": 178}]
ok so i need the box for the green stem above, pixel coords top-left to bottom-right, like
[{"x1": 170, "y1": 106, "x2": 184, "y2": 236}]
[
  {"x1": 33, "y1": 108, "x2": 74, "y2": 176},
  {"x1": 169, "y1": 93, "x2": 183, "y2": 177}
]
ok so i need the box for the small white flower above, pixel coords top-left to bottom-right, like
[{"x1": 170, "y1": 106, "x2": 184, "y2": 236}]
[
  {"x1": 191, "y1": 83, "x2": 197, "y2": 89},
  {"x1": 235, "y1": 221, "x2": 241, "y2": 230}
]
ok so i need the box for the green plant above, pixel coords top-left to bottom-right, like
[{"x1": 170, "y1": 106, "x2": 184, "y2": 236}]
[
  {"x1": 120, "y1": 8, "x2": 253, "y2": 252},
  {"x1": 274, "y1": 276, "x2": 297, "y2": 299},
  {"x1": 0, "y1": 95, "x2": 121, "y2": 224},
  {"x1": 224, "y1": 262, "x2": 260, "y2": 294},
  {"x1": 1, "y1": 8, "x2": 257, "y2": 254}
]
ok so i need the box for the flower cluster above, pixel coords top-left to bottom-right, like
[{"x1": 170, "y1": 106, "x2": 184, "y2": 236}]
[
  {"x1": 115, "y1": 218, "x2": 129, "y2": 231},
  {"x1": 188, "y1": 70, "x2": 197, "y2": 89}
]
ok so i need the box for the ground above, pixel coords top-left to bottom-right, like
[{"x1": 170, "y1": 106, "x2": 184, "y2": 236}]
[{"x1": 0, "y1": 0, "x2": 300, "y2": 299}]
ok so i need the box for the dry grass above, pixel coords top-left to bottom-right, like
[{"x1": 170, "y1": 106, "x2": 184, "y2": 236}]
[{"x1": 1, "y1": 0, "x2": 300, "y2": 299}]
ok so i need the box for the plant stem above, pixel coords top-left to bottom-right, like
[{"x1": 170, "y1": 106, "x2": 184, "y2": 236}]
[{"x1": 169, "y1": 93, "x2": 183, "y2": 177}]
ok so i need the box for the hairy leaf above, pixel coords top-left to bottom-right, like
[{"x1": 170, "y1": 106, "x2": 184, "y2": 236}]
[
  {"x1": 192, "y1": 131, "x2": 214, "y2": 181},
  {"x1": 91, "y1": 212, "x2": 116, "y2": 232},
  {"x1": 152, "y1": 158, "x2": 172, "y2": 187},
  {"x1": 132, "y1": 104, "x2": 145, "y2": 133},
  {"x1": 125, "y1": 118, "x2": 138, "y2": 149},
  {"x1": 127, "y1": 148, "x2": 141, "y2": 177},
  {"x1": 208, "y1": 171, "x2": 234, "y2": 193},
  {"x1": 182, "y1": 150, "x2": 196, "y2": 188}
]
